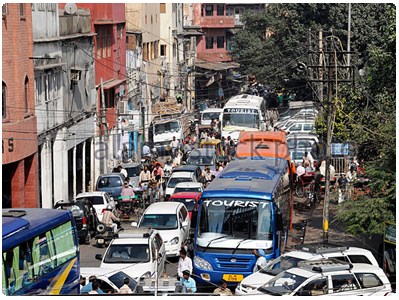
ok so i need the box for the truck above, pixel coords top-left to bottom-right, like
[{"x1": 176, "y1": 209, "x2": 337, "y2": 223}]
[{"x1": 149, "y1": 97, "x2": 190, "y2": 156}]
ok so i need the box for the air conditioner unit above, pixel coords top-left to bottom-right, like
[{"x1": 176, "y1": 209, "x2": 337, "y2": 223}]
[
  {"x1": 220, "y1": 54, "x2": 223, "y2": 58},
  {"x1": 220, "y1": 20, "x2": 223, "y2": 24}
]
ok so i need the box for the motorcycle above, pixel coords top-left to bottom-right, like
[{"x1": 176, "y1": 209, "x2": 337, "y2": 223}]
[{"x1": 95, "y1": 220, "x2": 122, "y2": 247}]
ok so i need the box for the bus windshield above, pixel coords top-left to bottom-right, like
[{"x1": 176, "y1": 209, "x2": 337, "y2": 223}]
[
  {"x1": 222, "y1": 112, "x2": 259, "y2": 129},
  {"x1": 202, "y1": 112, "x2": 220, "y2": 121},
  {"x1": 154, "y1": 121, "x2": 179, "y2": 135},
  {"x1": 197, "y1": 198, "x2": 273, "y2": 240}
]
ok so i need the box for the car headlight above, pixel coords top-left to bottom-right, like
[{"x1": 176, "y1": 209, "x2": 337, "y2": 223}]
[
  {"x1": 194, "y1": 255, "x2": 213, "y2": 271},
  {"x1": 169, "y1": 237, "x2": 179, "y2": 245}
]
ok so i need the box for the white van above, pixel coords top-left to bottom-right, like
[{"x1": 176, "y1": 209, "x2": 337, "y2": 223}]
[
  {"x1": 164, "y1": 171, "x2": 197, "y2": 201},
  {"x1": 133, "y1": 202, "x2": 191, "y2": 257},
  {"x1": 201, "y1": 108, "x2": 223, "y2": 125}
]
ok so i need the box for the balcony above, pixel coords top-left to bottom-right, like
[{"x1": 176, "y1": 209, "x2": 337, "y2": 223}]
[{"x1": 200, "y1": 16, "x2": 235, "y2": 28}]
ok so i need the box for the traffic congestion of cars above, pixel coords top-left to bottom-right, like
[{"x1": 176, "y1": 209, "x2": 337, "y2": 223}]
[{"x1": 50, "y1": 97, "x2": 393, "y2": 296}]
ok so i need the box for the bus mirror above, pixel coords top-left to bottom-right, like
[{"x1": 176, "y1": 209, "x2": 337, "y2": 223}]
[{"x1": 276, "y1": 211, "x2": 284, "y2": 231}]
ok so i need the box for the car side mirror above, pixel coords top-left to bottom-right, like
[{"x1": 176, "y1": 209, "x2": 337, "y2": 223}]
[
  {"x1": 131, "y1": 221, "x2": 138, "y2": 227},
  {"x1": 95, "y1": 254, "x2": 103, "y2": 261}
]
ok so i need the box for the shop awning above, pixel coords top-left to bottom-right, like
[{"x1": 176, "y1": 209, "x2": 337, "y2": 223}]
[
  {"x1": 101, "y1": 78, "x2": 126, "y2": 90},
  {"x1": 195, "y1": 61, "x2": 240, "y2": 71}
]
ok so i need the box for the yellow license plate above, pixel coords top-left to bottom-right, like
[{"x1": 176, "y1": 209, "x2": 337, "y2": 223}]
[
  {"x1": 222, "y1": 274, "x2": 243, "y2": 282},
  {"x1": 165, "y1": 146, "x2": 170, "y2": 150}
]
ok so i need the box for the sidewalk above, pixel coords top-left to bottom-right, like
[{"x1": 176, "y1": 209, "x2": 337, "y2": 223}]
[{"x1": 287, "y1": 196, "x2": 384, "y2": 265}]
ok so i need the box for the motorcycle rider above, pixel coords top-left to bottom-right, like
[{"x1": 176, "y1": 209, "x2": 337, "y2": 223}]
[
  {"x1": 163, "y1": 158, "x2": 175, "y2": 175},
  {"x1": 102, "y1": 205, "x2": 120, "y2": 233}
]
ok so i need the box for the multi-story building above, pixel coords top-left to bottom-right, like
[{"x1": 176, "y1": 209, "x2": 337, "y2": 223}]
[
  {"x1": 74, "y1": 3, "x2": 127, "y2": 174},
  {"x1": 32, "y1": 3, "x2": 97, "y2": 206},
  {"x1": 2, "y1": 3, "x2": 39, "y2": 208}
]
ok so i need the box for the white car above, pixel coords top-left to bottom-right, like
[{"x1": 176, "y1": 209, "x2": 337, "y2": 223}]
[
  {"x1": 201, "y1": 108, "x2": 223, "y2": 125},
  {"x1": 286, "y1": 134, "x2": 319, "y2": 150},
  {"x1": 133, "y1": 202, "x2": 191, "y2": 257},
  {"x1": 289, "y1": 149, "x2": 314, "y2": 167},
  {"x1": 256, "y1": 259, "x2": 391, "y2": 296},
  {"x1": 76, "y1": 191, "x2": 115, "y2": 222},
  {"x1": 172, "y1": 182, "x2": 204, "y2": 196},
  {"x1": 95, "y1": 228, "x2": 166, "y2": 281},
  {"x1": 235, "y1": 243, "x2": 379, "y2": 295},
  {"x1": 80, "y1": 267, "x2": 138, "y2": 293},
  {"x1": 284, "y1": 121, "x2": 315, "y2": 135},
  {"x1": 165, "y1": 171, "x2": 197, "y2": 200}
]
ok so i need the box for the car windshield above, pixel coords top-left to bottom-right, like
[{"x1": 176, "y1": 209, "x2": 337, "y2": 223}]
[
  {"x1": 109, "y1": 272, "x2": 137, "y2": 292},
  {"x1": 174, "y1": 187, "x2": 202, "y2": 194},
  {"x1": 79, "y1": 196, "x2": 104, "y2": 205},
  {"x1": 197, "y1": 198, "x2": 273, "y2": 240},
  {"x1": 202, "y1": 112, "x2": 220, "y2": 121},
  {"x1": 103, "y1": 244, "x2": 150, "y2": 263},
  {"x1": 58, "y1": 204, "x2": 83, "y2": 218},
  {"x1": 222, "y1": 112, "x2": 259, "y2": 129},
  {"x1": 170, "y1": 198, "x2": 197, "y2": 211},
  {"x1": 168, "y1": 177, "x2": 192, "y2": 188},
  {"x1": 188, "y1": 154, "x2": 213, "y2": 165},
  {"x1": 98, "y1": 177, "x2": 122, "y2": 188},
  {"x1": 260, "y1": 256, "x2": 304, "y2": 276},
  {"x1": 126, "y1": 166, "x2": 140, "y2": 177},
  {"x1": 140, "y1": 214, "x2": 178, "y2": 230},
  {"x1": 154, "y1": 121, "x2": 179, "y2": 135},
  {"x1": 258, "y1": 270, "x2": 307, "y2": 295}
]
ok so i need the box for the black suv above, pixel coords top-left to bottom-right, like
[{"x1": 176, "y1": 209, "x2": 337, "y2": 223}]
[{"x1": 55, "y1": 199, "x2": 99, "y2": 245}]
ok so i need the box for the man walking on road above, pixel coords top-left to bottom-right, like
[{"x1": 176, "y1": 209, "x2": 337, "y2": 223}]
[{"x1": 177, "y1": 249, "x2": 192, "y2": 279}]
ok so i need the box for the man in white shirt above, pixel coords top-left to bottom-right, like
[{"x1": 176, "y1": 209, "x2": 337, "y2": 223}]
[
  {"x1": 170, "y1": 136, "x2": 179, "y2": 157},
  {"x1": 117, "y1": 165, "x2": 128, "y2": 178},
  {"x1": 253, "y1": 249, "x2": 267, "y2": 273},
  {"x1": 119, "y1": 278, "x2": 133, "y2": 294},
  {"x1": 177, "y1": 249, "x2": 192, "y2": 279}
]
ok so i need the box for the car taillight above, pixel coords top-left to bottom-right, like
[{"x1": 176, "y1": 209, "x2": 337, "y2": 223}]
[
  {"x1": 101, "y1": 208, "x2": 106, "y2": 213},
  {"x1": 82, "y1": 216, "x2": 86, "y2": 224},
  {"x1": 314, "y1": 161, "x2": 317, "y2": 168}
]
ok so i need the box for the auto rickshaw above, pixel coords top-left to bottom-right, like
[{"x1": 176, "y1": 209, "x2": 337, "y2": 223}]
[{"x1": 200, "y1": 138, "x2": 224, "y2": 161}]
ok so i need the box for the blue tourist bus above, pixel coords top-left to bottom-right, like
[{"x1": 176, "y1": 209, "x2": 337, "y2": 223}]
[
  {"x1": 2, "y1": 208, "x2": 80, "y2": 295},
  {"x1": 193, "y1": 157, "x2": 293, "y2": 286}
]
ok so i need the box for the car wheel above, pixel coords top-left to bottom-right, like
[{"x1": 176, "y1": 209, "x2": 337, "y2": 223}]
[{"x1": 96, "y1": 222, "x2": 106, "y2": 234}]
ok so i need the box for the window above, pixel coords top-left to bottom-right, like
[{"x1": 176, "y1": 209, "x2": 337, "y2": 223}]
[
  {"x1": 289, "y1": 124, "x2": 302, "y2": 131},
  {"x1": 145, "y1": 15, "x2": 147, "y2": 24},
  {"x1": 332, "y1": 274, "x2": 359, "y2": 293},
  {"x1": 44, "y1": 71, "x2": 53, "y2": 102},
  {"x1": 2, "y1": 82, "x2": 6, "y2": 119},
  {"x1": 107, "y1": 28, "x2": 111, "y2": 57},
  {"x1": 143, "y1": 42, "x2": 147, "y2": 61},
  {"x1": 160, "y1": 44, "x2": 166, "y2": 56},
  {"x1": 24, "y1": 77, "x2": 29, "y2": 114},
  {"x1": 217, "y1": 4, "x2": 224, "y2": 16},
  {"x1": 102, "y1": 30, "x2": 106, "y2": 58},
  {"x1": 151, "y1": 42, "x2": 154, "y2": 60},
  {"x1": 201, "y1": 4, "x2": 204, "y2": 17},
  {"x1": 151, "y1": 15, "x2": 153, "y2": 24},
  {"x1": 303, "y1": 124, "x2": 314, "y2": 131},
  {"x1": 156, "y1": 14, "x2": 158, "y2": 23},
  {"x1": 298, "y1": 277, "x2": 328, "y2": 296},
  {"x1": 355, "y1": 273, "x2": 383, "y2": 288},
  {"x1": 97, "y1": 29, "x2": 102, "y2": 58},
  {"x1": 206, "y1": 37, "x2": 214, "y2": 49},
  {"x1": 217, "y1": 36, "x2": 224, "y2": 48},
  {"x1": 2, "y1": 3, "x2": 8, "y2": 15},
  {"x1": 160, "y1": 3, "x2": 166, "y2": 14},
  {"x1": 348, "y1": 255, "x2": 372, "y2": 265},
  {"x1": 154, "y1": 41, "x2": 158, "y2": 59},
  {"x1": 205, "y1": 4, "x2": 213, "y2": 16},
  {"x1": 20, "y1": 3, "x2": 24, "y2": 16},
  {"x1": 34, "y1": 75, "x2": 42, "y2": 104}
]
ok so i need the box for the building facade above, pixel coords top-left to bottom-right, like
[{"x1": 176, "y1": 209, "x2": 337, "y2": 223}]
[
  {"x1": 74, "y1": 3, "x2": 127, "y2": 175},
  {"x1": 32, "y1": 3, "x2": 97, "y2": 206},
  {"x1": 2, "y1": 3, "x2": 39, "y2": 208}
]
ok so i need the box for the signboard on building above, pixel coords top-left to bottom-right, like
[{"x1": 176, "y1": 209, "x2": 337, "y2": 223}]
[{"x1": 384, "y1": 221, "x2": 396, "y2": 245}]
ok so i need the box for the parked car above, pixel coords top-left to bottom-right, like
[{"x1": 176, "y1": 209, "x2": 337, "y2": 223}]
[
  {"x1": 76, "y1": 191, "x2": 115, "y2": 222},
  {"x1": 235, "y1": 243, "x2": 380, "y2": 295},
  {"x1": 286, "y1": 133, "x2": 319, "y2": 150},
  {"x1": 173, "y1": 182, "x2": 204, "y2": 195},
  {"x1": 168, "y1": 192, "x2": 201, "y2": 221},
  {"x1": 55, "y1": 199, "x2": 98, "y2": 245},
  {"x1": 132, "y1": 202, "x2": 191, "y2": 257},
  {"x1": 80, "y1": 268, "x2": 138, "y2": 293},
  {"x1": 95, "y1": 228, "x2": 165, "y2": 281},
  {"x1": 172, "y1": 165, "x2": 202, "y2": 183},
  {"x1": 257, "y1": 259, "x2": 391, "y2": 296},
  {"x1": 164, "y1": 171, "x2": 197, "y2": 201},
  {"x1": 284, "y1": 121, "x2": 315, "y2": 135},
  {"x1": 186, "y1": 148, "x2": 218, "y2": 171},
  {"x1": 121, "y1": 162, "x2": 141, "y2": 189},
  {"x1": 95, "y1": 173, "x2": 125, "y2": 199}
]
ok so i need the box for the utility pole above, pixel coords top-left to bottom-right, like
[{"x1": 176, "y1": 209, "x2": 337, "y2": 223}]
[
  {"x1": 347, "y1": 3, "x2": 352, "y2": 68},
  {"x1": 319, "y1": 30, "x2": 323, "y2": 107}
]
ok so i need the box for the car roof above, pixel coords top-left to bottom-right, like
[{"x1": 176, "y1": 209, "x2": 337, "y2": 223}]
[
  {"x1": 174, "y1": 165, "x2": 200, "y2": 172},
  {"x1": 98, "y1": 173, "x2": 124, "y2": 177},
  {"x1": 144, "y1": 202, "x2": 181, "y2": 214},
  {"x1": 286, "y1": 133, "x2": 318, "y2": 139},
  {"x1": 169, "y1": 192, "x2": 201, "y2": 199},
  {"x1": 80, "y1": 267, "x2": 122, "y2": 277},
  {"x1": 76, "y1": 191, "x2": 107, "y2": 198},
  {"x1": 170, "y1": 171, "x2": 193, "y2": 178},
  {"x1": 111, "y1": 237, "x2": 149, "y2": 244},
  {"x1": 202, "y1": 108, "x2": 223, "y2": 113},
  {"x1": 190, "y1": 148, "x2": 216, "y2": 155},
  {"x1": 122, "y1": 162, "x2": 140, "y2": 168},
  {"x1": 174, "y1": 182, "x2": 202, "y2": 188}
]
